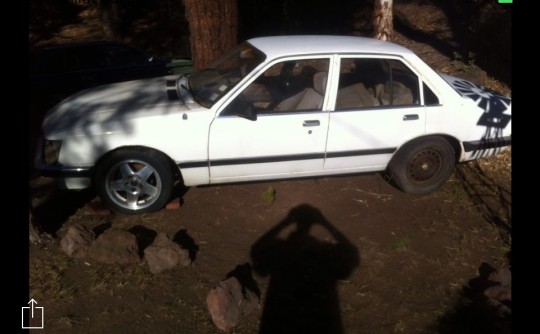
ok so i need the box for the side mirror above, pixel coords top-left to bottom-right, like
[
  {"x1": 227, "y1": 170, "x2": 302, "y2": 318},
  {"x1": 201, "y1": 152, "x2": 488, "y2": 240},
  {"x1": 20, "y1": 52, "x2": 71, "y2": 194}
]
[{"x1": 221, "y1": 98, "x2": 257, "y2": 121}]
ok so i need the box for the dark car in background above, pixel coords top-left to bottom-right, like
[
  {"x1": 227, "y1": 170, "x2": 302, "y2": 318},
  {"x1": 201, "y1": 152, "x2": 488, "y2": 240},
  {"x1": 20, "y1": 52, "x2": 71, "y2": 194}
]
[{"x1": 30, "y1": 41, "x2": 191, "y2": 107}]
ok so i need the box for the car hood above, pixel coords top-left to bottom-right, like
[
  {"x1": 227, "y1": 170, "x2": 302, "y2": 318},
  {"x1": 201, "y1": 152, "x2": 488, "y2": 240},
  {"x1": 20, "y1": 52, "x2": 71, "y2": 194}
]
[{"x1": 42, "y1": 75, "x2": 191, "y2": 136}]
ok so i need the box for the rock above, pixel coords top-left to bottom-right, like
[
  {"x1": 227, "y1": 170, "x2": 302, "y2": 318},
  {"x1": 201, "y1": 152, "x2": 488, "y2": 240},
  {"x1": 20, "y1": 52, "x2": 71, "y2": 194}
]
[
  {"x1": 484, "y1": 284, "x2": 511, "y2": 316},
  {"x1": 207, "y1": 276, "x2": 259, "y2": 331},
  {"x1": 484, "y1": 267, "x2": 511, "y2": 318},
  {"x1": 143, "y1": 232, "x2": 190, "y2": 274},
  {"x1": 89, "y1": 229, "x2": 140, "y2": 264},
  {"x1": 488, "y1": 267, "x2": 511, "y2": 287},
  {"x1": 59, "y1": 223, "x2": 95, "y2": 258}
]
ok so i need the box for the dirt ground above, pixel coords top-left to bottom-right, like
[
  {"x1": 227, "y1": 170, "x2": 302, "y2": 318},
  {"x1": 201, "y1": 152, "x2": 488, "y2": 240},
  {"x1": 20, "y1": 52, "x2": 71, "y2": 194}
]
[{"x1": 29, "y1": 2, "x2": 511, "y2": 333}]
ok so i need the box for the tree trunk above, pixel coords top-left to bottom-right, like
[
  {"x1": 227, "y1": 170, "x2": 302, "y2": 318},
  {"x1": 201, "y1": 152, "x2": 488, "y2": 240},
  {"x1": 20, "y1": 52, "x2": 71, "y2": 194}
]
[
  {"x1": 99, "y1": 0, "x2": 122, "y2": 40},
  {"x1": 184, "y1": 0, "x2": 238, "y2": 71},
  {"x1": 373, "y1": 0, "x2": 393, "y2": 41}
]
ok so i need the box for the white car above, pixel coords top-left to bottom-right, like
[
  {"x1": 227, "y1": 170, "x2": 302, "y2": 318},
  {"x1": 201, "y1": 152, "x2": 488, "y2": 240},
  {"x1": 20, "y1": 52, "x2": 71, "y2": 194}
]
[{"x1": 35, "y1": 36, "x2": 511, "y2": 214}]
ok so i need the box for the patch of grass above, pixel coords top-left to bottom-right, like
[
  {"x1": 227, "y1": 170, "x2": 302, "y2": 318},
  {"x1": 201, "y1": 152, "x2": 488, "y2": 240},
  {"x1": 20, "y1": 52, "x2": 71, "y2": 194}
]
[
  {"x1": 393, "y1": 320, "x2": 407, "y2": 333},
  {"x1": 261, "y1": 186, "x2": 276, "y2": 206},
  {"x1": 392, "y1": 236, "x2": 410, "y2": 250},
  {"x1": 29, "y1": 249, "x2": 76, "y2": 302},
  {"x1": 89, "y1": 264, "x2": 154, "y2": 294},
  {"x1": 452, "y1": 51, "x2": 479, "y2": 74},
  {"x1": 53, "y1": 314, "x2": 85, "y2": 328}
]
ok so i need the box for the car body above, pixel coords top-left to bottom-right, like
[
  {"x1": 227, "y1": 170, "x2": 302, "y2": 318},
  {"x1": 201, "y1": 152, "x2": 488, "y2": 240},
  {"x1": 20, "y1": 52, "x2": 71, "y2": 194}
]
[
  {"x1": 30, "y1": 41, "x2": 192, "y2": 107},
  {"x1": 35, "y1": 36, "x2": 511, "y2": 214}
]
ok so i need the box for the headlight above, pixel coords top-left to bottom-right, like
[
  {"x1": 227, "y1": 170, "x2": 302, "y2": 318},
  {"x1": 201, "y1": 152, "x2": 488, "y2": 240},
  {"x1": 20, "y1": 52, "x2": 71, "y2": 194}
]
[{"x1": 43, "y1": 140, "x2": 62, "y2": 165}]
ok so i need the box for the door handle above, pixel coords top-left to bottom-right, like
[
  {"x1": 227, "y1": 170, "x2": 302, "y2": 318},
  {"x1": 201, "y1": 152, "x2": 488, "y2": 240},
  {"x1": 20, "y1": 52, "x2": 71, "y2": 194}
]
[
  {"x1": 403, "y1": 114, "x2": 419, "y2": 121},
  {"x1": 303, "y1": 120, "x2": 320, "y2": 127}
]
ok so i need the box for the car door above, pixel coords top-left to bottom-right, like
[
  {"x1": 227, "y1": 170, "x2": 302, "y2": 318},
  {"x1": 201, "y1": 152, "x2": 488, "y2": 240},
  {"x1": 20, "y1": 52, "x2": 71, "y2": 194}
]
[
  {"x1": 324, "y1": 56, "x2": 426, "y2": 172},
  {"x1": 208, "y1": 57, "x2": 332, "y2": 183}
]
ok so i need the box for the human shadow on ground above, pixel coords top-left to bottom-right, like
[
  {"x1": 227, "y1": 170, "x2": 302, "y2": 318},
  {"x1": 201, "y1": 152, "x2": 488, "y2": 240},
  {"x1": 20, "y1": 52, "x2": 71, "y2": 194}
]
[
  {"x1": 250, "y1": 204, "x2": 359, "y2": 334},
  {"x1": 437, "y1": 262, "x2": 511, "y2": 334}
]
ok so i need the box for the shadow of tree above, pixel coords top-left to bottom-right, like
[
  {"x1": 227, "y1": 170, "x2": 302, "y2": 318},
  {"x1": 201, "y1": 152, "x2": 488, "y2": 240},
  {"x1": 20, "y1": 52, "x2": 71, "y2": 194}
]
[
  {"x1": 394, "y1": 0, "x2": 511, "y2": 86},
  {"x1": 30, "y1": 187, "x2": 97, "y2": 236},
  {"x1": 455, "y1": 161, "x2": 511, "y2": 243},
  {"x1": 251, "y1": 204, "x2": 359, "y2": 334}
]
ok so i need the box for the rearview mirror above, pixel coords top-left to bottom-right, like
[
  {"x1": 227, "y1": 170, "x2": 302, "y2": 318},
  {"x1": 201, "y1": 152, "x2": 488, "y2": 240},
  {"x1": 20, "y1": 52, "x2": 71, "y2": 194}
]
[{"x1": 221, "y1": 98, "x2": 257, "y2": 121}]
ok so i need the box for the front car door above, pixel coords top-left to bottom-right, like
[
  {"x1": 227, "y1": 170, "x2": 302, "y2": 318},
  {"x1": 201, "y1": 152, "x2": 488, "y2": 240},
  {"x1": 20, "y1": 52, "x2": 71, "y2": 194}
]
[
  {"x1": 324, "y1": 56, "x2": 427, "y2": 172},
  {"x1": 208, "y1": 57, "x2": 332, "y2": 183}
]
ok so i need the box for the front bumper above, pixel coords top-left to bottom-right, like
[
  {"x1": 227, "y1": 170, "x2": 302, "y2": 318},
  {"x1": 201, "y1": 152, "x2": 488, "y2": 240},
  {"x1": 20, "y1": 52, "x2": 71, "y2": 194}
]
[
  {"x1": 34, "y1": 161, "x2": 93, "y2": 189},
  {"x1": 34, "y1": 139, "x2": 93, "y2": 189}
]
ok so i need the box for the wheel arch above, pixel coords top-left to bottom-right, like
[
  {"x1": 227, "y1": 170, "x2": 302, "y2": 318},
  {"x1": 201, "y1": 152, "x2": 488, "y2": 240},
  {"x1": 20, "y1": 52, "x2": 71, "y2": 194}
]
[
  {"x1": 389, "y1": 134, "x2": 462, "y2": 167},
  {"x1": 93, "y1": 145, "x2": 183, "y2": 183}
]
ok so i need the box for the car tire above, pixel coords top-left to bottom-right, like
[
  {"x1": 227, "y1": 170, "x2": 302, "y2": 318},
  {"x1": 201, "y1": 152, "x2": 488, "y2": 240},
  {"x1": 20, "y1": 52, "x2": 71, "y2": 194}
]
[
  {"x1": 387, "y1": 137, "x2": 456, "y2": 194},
  {"x1": 95, "y1": 148, "x2": 174, "y2": 214}
]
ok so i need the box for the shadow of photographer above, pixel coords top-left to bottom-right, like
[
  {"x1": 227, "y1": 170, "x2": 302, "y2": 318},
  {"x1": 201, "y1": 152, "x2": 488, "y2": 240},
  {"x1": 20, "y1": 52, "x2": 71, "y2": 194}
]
[{"x1": 251, "y1": 204, "x2": 359, "y2": 334}]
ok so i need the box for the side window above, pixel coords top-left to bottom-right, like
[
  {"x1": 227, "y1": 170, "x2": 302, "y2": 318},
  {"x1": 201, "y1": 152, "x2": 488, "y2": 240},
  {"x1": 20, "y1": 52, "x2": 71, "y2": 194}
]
[
  {"x1": 423, "y1": 82, "x2": 440, "y2": 105},
  {"x1": 30, "y1": 50, "x2": 67, "y2": 74},
  {"x1": 106, "y1": 45, "x2": 149, "y2": 66},
  {"x1": 336, "y1": 58, "x2": 420, "y2": 110},
  {"x1": 222, "y1": 58, "x2": 330, "y2": 117},
  {"x1": 72, "y1": 46, "x2": 108, "y2": 70}
]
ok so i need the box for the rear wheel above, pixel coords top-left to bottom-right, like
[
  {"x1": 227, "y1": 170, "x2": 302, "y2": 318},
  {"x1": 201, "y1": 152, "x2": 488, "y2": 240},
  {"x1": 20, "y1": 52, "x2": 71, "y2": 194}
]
[
  {"x1": 95, "y1": 148, "x2": 174, "y2": 214},
  {"x1": 388, "y1": 137, "x2": 455, "y2": 194}
]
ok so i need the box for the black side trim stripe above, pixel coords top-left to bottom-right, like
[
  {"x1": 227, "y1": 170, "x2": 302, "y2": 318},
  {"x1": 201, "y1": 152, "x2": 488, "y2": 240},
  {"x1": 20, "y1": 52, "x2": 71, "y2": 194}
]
[
  {"x1": 178, "y1": 161, "x2": 208, "y2": 169},
  {"x1": 177, "y1": 148, "x2": 396, "y2": 169},
  {"x1": 463, "y1": 136, "x2": 511, "y2": 152},
  {"x1": 178, "y1": 153, "x2": 324, "y2": 169},
  {"x1": 326, "y1": 148, "x2": 396, "y2": 158},
  {"x1": 210, "y1": 153, "x2": 324, "y2": 167}
]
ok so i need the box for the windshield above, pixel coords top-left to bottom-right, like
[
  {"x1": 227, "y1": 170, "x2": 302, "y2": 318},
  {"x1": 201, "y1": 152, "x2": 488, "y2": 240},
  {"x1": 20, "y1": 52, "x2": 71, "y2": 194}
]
[{"x1": 188, "y1": 42, "x2": 266, "y2": 108}]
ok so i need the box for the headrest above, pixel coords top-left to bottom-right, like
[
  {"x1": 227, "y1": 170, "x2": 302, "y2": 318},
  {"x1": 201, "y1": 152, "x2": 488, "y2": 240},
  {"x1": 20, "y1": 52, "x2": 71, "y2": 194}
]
[{"x1": 313, "y1": 72, "x2": 327, "y2": 95}]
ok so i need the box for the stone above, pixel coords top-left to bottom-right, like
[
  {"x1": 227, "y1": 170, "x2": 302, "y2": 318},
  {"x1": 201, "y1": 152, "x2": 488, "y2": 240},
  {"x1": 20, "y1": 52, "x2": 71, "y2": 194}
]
[
  {"x1": 143, "y1": 232, "x2": 190, "y2": 274},
  {"x1": 89, "y1": 228, "x2": 140, "y2": 264},
  {"x1": 488, "y1": 267, "x2": 511, "y2": 287},
  {"x1": 207, "y1": 276, "x2": 259, "y2": 331},
  {"x1": 59, "y1": 223, "x2": 95, "y2": 258},
  {"x1": 484, "y1": 267, "x2": 511, "y2": 318}
]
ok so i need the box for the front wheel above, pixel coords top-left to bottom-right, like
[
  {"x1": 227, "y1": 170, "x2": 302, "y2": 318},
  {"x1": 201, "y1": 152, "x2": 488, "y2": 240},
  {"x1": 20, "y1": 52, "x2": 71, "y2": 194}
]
[
  {"x1": 95, "y1": 148, "x2": 174, "y2": 214},
  {"x1": 387, "y1": 137, "x2": 456, "y2": 194}
]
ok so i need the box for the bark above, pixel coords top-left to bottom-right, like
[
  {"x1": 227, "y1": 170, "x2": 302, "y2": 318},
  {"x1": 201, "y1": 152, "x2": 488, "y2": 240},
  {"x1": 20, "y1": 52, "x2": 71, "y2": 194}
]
[
  {"x1": 184, "y1": 0, "x2": 238, "y2": 71},
  {"x1": 99, "y1": 0, "x2": 122, "y2": 39},
  {"x1": 373, "y1": 0, "x2": 393, "y2": 41}
]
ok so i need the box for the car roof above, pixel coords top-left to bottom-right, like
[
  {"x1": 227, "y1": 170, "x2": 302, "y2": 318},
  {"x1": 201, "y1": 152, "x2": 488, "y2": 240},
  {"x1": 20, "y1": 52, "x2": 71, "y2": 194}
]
[{"x1": 247, "y1": 35, "x2": 416, "y2": 59}]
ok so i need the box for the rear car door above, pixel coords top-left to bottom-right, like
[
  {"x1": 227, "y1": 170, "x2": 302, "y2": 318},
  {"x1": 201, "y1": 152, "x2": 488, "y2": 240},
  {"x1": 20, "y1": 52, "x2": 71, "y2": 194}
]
[{"x1": 324, "y1": 56, "x2": 426, "y2": 172}]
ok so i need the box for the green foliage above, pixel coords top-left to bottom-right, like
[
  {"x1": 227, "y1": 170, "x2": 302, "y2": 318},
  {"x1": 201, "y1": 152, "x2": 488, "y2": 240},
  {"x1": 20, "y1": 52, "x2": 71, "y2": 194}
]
[
  {"x1": 261, "y1": 186, "x2": 276, "y2": 206},
  {"x1": 392, "y1": 236, "x2": 410, "y2": 250},
  {"x1": 452, "y1": 51, "x2": 478, "y2": 73}
]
